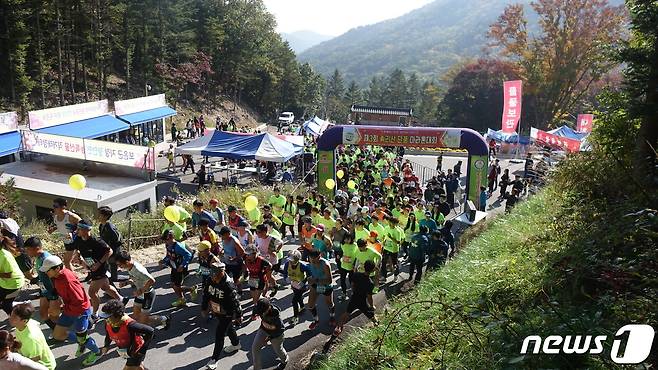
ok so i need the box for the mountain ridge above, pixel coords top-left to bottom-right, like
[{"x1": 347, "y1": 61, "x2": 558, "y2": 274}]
[{"x1": 282, "y1": 30, "x2": 333, "y2": 54}]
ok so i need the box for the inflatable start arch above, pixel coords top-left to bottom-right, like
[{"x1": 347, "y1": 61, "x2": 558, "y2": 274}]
[{"x1": 316, "y1": 125, "x2": 489, "y2": 202}]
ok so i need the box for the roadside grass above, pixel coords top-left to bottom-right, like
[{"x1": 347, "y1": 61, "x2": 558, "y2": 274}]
[{"x1": 319, "y1": 163, "x2": 657, "y2": 369}]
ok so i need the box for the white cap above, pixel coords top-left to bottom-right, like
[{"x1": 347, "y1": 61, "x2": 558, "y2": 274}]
[
  {"x1": 39, "y1": 255, "x2": 63, "y2": 272},
  {"x1": 351, "y1": 196, "x2": 359, "y2": 203},
  {"x1": 0, "y1": 218, "x2": 19, "y2": 237},
  {"x1": 361, "y1": 206, "x2": 369, "y2": 213}
]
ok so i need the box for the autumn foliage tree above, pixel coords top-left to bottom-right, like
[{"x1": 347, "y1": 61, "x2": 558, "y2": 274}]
[
  {"x1": 488, "y1": 0, "x2": 626, "y2": 128},
  {"x1": 155, "y1": 51, "x2": 213, "y2": 106},
  {"x1": 437, "y1": 59, "x2": 521, "y2": 132}
]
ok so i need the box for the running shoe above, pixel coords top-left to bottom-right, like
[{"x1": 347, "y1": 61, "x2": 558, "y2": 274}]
[
  {"x1": 89, "y1": 314, "x2": 99, "y2": 325},
  {"x1": 82, "y1": 352, "x2": 100, "y2": 366},
  {"x1": 171, "y1": 298, "x2": 187, "y2": 307},
  {"x1": 190, "y1": 286, "x2": 199, "y2": 301},
  {"x1": 163, "y1": 315, "x2": 171, "y2": 330},
  {"x1": 205, "y1": 359, "x2": 217, "y2": 369},
  {"x1": 75, "y1": 344, "x2": 86, "y2": 357},
  {"x1": 309, "y1": 320, "x2": 320, "y2": 330},
  {"x1": 224, "y1": 343, "x2": 240, "y2": 353}
]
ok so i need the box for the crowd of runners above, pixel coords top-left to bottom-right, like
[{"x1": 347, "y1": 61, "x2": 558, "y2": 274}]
[{"x1": 0, "y1": 143, "x2": 534, "y2": 370}]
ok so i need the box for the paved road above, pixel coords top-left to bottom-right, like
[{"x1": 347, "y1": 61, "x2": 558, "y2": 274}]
[{"x1": 0, "y1": 155, "x2": 523, "y2": 370}]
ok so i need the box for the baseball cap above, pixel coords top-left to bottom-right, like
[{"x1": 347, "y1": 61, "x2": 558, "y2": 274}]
[
  {"x1": 369, "y1": 230, "x2": 378, "y2": 238},
  {"x1": 197, "y1": 240, "x2": 211, "y2": 251},
  {"x1": 253, "y1": 297, "x2": 271, "y2": 315},
  {"x1": 0, "y1": 218, "x2": 19, "y2": 237},
  {"x1": 403, "y1": 196, "x2": 409, "y2": 202},
  {"x1": 77, "y1": 219, "x2": 93, "y2": 230},
  {"x1": 351, "y1": 196, "x2": 359, "y2": 203},
  {"x1": 361, "y1": 206, "x2": 369, "y2": 213},
  {"x1": 39, "y1": 255, "x2": 63, "y2": 272},
  {"x1": 210, "y1": 261, "x2": 226, "y2": 275},
  {"x1": 425, "y1": 211, "x2": 432, "y2": 217},
  {"x1": 316, "y1": 224, "x2": 325, "y2": 232}
]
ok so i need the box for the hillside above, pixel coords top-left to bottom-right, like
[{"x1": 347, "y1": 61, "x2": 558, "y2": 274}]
[
  {"x1": 299, "y1": 0, "x2": 623, "y2": 84},
  {"x1": 282, "y1": 30, "x2": 333, "y2": 53}
]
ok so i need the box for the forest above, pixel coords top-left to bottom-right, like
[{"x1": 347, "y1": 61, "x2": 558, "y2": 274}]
[{"x1": 0, "y1": 0, "x2": 326, "y2": 120}]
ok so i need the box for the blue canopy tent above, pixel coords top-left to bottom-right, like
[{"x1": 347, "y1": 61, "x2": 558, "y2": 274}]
[
  {"x1": 298, "y1": 116, "x2": 331, "y2": 136},
  {"x1": 548, "y1": 125, "x2": 589, "y2": 141},
  {"x1": 0, "y1": 131, "x2": 21, "y2": 157},
  {"x1": 117, "y1": 106, "x2": 177, "y2": 126},
  {"x1": 35, "y1": 115, "x2": 129, "y2": 139},
  {"x1": 176, "y1": 130, "x2": 303, "y2": 163},
  {"x1": 486, "y1": 128, "x2": 531, "y2": 145}
]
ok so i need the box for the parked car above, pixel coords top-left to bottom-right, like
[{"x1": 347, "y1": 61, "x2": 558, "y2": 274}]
[{"x1": 278, "y1": 112, "x2": 295, "y2": 126}]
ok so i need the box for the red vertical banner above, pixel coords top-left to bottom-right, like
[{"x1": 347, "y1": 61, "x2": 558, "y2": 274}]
[
  {"x1": 501, "y1": 80, "x2": 523, "y2": 133},
  {"x1": 576, "y1": 114, "x2": 594, "y2": 133}
]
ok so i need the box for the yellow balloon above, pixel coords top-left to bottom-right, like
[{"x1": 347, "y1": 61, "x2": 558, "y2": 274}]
[
  {"x1": 244, "y1": 195, "x2": 259, "y2": 211},
  {"x1": 347, "y1": 180, "x2": 356, "y2": 189},
  {"x1": 163, "y1": 206, "x2": 181, "y2": 223},
  {"x1": 325, "y1": 178, "x2": 336, "y2": 189},
  {"x1": 336, "y1": 170, "x2": 344, "y2": 179},
  {"x1": 68, "y1": 174, "x2": 86, "y2": 191}
]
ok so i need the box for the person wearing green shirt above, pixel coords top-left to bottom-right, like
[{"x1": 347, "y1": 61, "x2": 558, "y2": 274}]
[
  {"x1": 320, "y1": 209, "x2": 336, "y2": 234},
  {"x1": 268, "y1": 187, "x2": 286, "y2": 218},
  {"x1": 280, "y1": 195, "x2": 297, "y2": 239},
  {"x1": 336, "y1": 234, "x2": 358, "y2": 301},
  {"x1": 382, "y1": 217, "x2": 404, "y2": 282},
  {"x1": 163, "y1": 196, "x2": 192, "y2": 230},
  {"x1": 368, "y1": 216, "x2": 387, "y2": 241},
  {"x1": 161, "y1": 221, "x2": 186, "y2": 242},
  {"x1": 9, "y1": 303, "x2": 56, "y2": 370},
  {"x1": 310, "y1": 207, "x2": 322, "y2": 227},
  {"x1": 0, "y1": 243, "x2": 24, "y2": 315},
  {"x1": 354, "y1": 239, "x2": 382, "y2": 306},
  {"x1": 354, "y1": 220, "x2": 370, "y2": 243},
  {"x1": 413, "y1": 204, "x2": 426, "y2": 221}
]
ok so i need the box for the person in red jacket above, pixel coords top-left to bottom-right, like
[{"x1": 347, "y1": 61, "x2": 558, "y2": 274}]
[
  {"x1": 41, "y1": 255, "x2": 101, "y2": 366},
  {"x1": 99, "y1": 299, "x2": 154, "y2": 370}
]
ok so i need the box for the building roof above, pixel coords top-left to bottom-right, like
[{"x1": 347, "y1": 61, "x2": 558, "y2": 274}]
[{"x1": 350, "y1": 105, "x2": 413, "y2": 117}]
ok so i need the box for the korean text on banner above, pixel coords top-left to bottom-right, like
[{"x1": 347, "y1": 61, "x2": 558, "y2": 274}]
[
  {"x1": 530, "y1": 128, "x2": 581, "y2": 152},
  {"x1": 342, "y1": 126, "x2": 461, "y2": 149},
  {"x1": 501, "y1": 80, "x2": 523, "y2": 133},
  {"x1": 28, "y1": 100, "x2": 109, "y2": 130},
  {"x1": 22, "y1": 131, "x2": 86, "y2": 159},
  {"x1": 114, "y1": 94, "x2": 167, "y2": 116},
  {"x1": 84, "y1": 139, "x2": 155, "y2": 171},
  {"x1": 576, "y1": 114, "x2": 594, "y2": 133},
  {"x1": 0, "y1": 112, "x2": 18, "y2": 135}
]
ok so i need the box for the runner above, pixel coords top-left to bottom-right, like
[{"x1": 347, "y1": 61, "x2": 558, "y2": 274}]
[
  {"x1": 203, "y1": 262, "x2": 242, "y2": 370},
  {"x1": 207, "y1": 199, "x2": 225, "y2": 232},
  {"x1": 311, "y1": 224, "x2": 332, "y2": 259},
  {"x1": 47, "y1": 198, "x2": 80, "y2": 271},
  {"x1": 159, "y1": 230, "x2": 195, "y2": 307},
  {"x1": 333, "y1": 260, "x2": 379, "y2": 337},
  {"x1": 23, "y1": 237, "x2": 60, "y2": 329},
  {"x1": 0, "y1": 330, "x2": 48, "y2": 370},
  {"x1": 251, "y1": 297, "x2": 288, "y2": 370},
  {"x1": 280, "y1": 195, "x2": 297, "y2": 240},
  {"x1": 40, "y1": 255, "x2": 101, "y2": 366},
  {"x1": 236, "y1": 220, "x2": 254, "y2": 248},
  {"x1": 281, "y1": 250, "x2": 311, "y2": 326},
  {"x1": 268, "y1": 187, "x2": 286, "y2": 221},
  {"x1": 198, "y1": 219, "x2": 221, "y2": 255},
  {"x1": 354, "y1": 239, "x2": 382, "y2": 306},
  {"x1": 8, "y1": 303, "x2": 56, "y2": 370},
  {"x1": 192, "y1": 200, "x2": 217, "y2": 234},
  {"x1": 408, "y1": 225, "x2": 429, "y2": 282},
  {"x1": 243, "y1": 246, "x2": 274, "y2": 320},
  {"x1": 114, "y1": 251, "x2": 170, "y2": 329},
  {"x1": 226, "y1": 206, "x2": 245, "y2": 234},
  {"x1": 218, "y1": 226, "x2": 245, "y2": 291},
  {"x1": 99, "y1": 299, "x2": 154, "y2": 370},
  {"x1": 195, "y1": 241, "x2": 221, "y2": 319},
  {"x1": 306, "y1": 249, "x2": 336, "y2": 329},
  {"x1": 69, "y1": 218, "x2": 123, "y2": 320},
  {"x1": 336, "y1": 233, "x2": 358, "y2": 301},
  {"x1": 381, "y1": 217, "x2": 403, "y2": 282},
  {"x1": 97, "y1": 206, "x2": 123, "y2": 283},
  {"x1": 299, "y1": 217, "x2": 316, "y2": 261},
  {"x1": 0, "y1": 233, "x2": 25, "y2": 315},
  {"x1": 254, "y1": 224, "x2": 282, "y2": 270}
]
